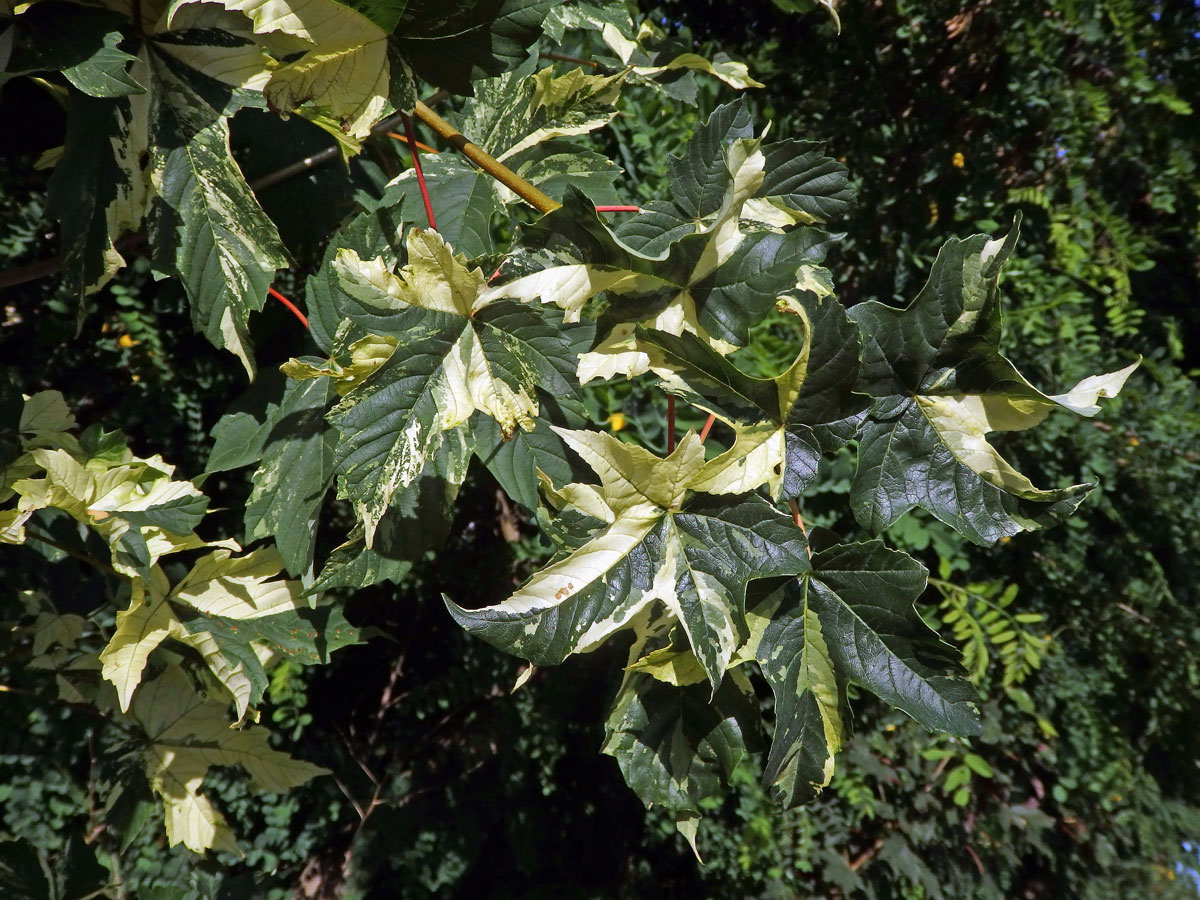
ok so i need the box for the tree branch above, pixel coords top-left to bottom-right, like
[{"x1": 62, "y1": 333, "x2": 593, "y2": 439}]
[{"x1": 413, "y1": 101, "x2": 561, "y2": 215}]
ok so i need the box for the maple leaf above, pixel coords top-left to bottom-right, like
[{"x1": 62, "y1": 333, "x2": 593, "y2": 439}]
[
  {"x1": 131, "y1": 666, "x2": 327, "y2": 853},
  {"x1": 639, "y1": 291, "x2": 866, "y2": 500},
  {"x1": 848, "y1": 222, "x2": 1139, "y2": 543},
  {"x1": 483, "y1": 99, "x2": 844, "y2": 382},
  {"x1": 744, "y1": 539, "x2": 979, "y2": 807},
  {"x1": 303, "y1": 228, "x2": 583, "y2": 544},
  {"x1": 603, "y1": 607, "x2": 761, "y2": 857},
  {"x1": 446, "y1": 429, "x2": 811, "y2": 689},
  {"x1": 100, "y1": 546, "x2": 356, "y2": 720}
]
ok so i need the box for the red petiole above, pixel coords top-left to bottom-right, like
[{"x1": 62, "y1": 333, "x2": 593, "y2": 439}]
[
  {"x1": 268, "y1": 286, "x2": 308, "y2": 329},
  {"x1": 403, "y1": 114, "x2": 437, "y2": 231}
]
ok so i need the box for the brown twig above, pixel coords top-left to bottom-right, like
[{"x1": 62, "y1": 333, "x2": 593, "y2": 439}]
[
  {"x1": 540, "y1": 51, "x2": 600, "y2": 68},
  {"x1": 413, "y1": 101, "x2": 560, "y2": 214},
  {"x1": 849, "y1": 837, "x2": 885, "y2": 871},
  {"x1": 666, "y1": 395, "x2": 676, "y2": 453}
]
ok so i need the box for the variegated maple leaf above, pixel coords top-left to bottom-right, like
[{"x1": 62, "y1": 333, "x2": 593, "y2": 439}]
[
  {"x1": 289, "y1": 228, "x2": 584, "y2": 543},
  {"x1": 445, "y1": 429, "x2": 811, "y2": 689},
  {"x1": 848, "y1": 222, "x2": 1139, "y2": 544},
  {"x1": 639, "y1": 291, "x2": 867, "y2": 500},
  {"x1": 482, "y1": 98, "x2": 849, "y2": 382}
]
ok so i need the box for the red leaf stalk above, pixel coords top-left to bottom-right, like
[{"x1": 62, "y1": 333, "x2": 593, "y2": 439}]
[
  {"x1": 268, "y1": 286, "x2": 308, "y2": 329},
  {"x1": 403, "y1": 114, "x2": 437, "y2": 231}
]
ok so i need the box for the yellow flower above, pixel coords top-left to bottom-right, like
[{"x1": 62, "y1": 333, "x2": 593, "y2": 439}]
[
  {"x1": 607, "y1": 412, "x2": 627, "y2": 432},
  {"x1": 928, "y1": 200, "x2": 939, "y2": 224},
  {"x1": 118, "y1": 333, "x2": 139, "y2": 349},
  {"x1": 951, "y1": 151, "x2": 965, "y2": 168}
]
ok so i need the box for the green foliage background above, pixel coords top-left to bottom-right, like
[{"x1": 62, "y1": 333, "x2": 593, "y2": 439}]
[{"x1": 1, "y1": 1, "x2": 1198, "y2": 898}]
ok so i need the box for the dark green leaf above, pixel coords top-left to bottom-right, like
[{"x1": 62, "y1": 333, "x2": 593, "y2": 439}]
[{"x1": 245, "y1": 378, "x2": 337, "y2": 576}]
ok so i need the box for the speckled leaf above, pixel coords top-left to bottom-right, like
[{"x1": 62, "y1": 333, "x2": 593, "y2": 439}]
[
  {"x1": 310, "y1": 427, "x2": 471, "y2": 591},
  {"x1": 150, "y1": 56, "x2": 288, "y2": 378},
  {"x1": 323, "y1": 231, "x2": 580, "y2": 543},
  {"x1": 486, "y1": 100, "x2": 836, "y2": 381}
]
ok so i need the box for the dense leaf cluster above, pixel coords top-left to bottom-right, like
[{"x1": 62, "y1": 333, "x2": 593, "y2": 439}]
[{"x1": 0, "y1": 0, "x2": 1192, "y2": 897}]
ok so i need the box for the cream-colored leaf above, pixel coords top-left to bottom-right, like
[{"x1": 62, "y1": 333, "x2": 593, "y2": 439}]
[
  {"x1": 89, "y1": 469, "x2": 204, "y2": 516},
  {"x1": 20, "y1": 391, "x2": 76, "y2": 435},
  {"x1": 159, "y1": 4, "x2": 276, "y2": 90},
  {"x1": 144, "y1": 530, "x2": 240, "y2": 562},
  {"x1": 496, "y1": 66, "x2": 625, "y2": 161},
  {"x1": 0, "y1": 508, "x2": 32, "y2": 544},
  {"x1": 511, "y1": 664, "x2": 536, "y2": 693},
  {"x1": 917, "y1": 395, "x2": 1045, "y2": 495},
  {"x1": 743, "y1": 196, "x2": 818, "y2": 228},
  {"x1": 688, "y1": 139, "x2": 765, "y2": 283},
  {"x1": 31, "y1": 612, "x2": 87, "y2": 655},
  {"x1": 1046, "y1": 360, "x2": 1140, "y2": 417},
  {"x1": 167, "y1": 621, "x2": 254, "y2": 721},
  {"x1": 148, "y1": 745, "x2": 242, "y2": 855},
  {"x1": 793, "y1": 264, "x2": 835, "y2": 298},
  {"x1": 336, "y1": 231, "x2": 488, "y2": 317},
  {"x1": 631, "y1": 51, "x2": 764, "y2": 90},
  {"x1": 692, "y1": 423, "x2": 785, "y2": 497},
  {"x1": 917, "y1": 358, "x2": 1137, "y2": 497},
  {"x1": 216, "y1": 0, "x2": 389, "y2": 138},
  {"x1": 23, "y1": 449, "x2": 92, "y2": 516},
  {"x1": 171, "y1": 546, "x2": 305, "y2": 619},
  {"x1": 133, "y1": 665, "x2": 326, "y2": 853},
  {"x1": 625, "y1": 642, "x2": 707, "y2": 686},
  {"x1": 435, "y1": 327, "x2": 538, "y2": 435},
  {"x1": 550, "y1": 481, "x2": 615, "y2": 524},
  {"x1": 578, "y1": 297, "x2": 737, "y2": 384},
  {"x1": 482, "y1": 265, "x2": 670, "y2": 323},
  {"x1": 553, "y1": 429, "x2": 704, "y2": 514},
  {"x1": 282, "y1": 334, "x2": 399, "y2": 395},
  {"x1": 599, "y1": 21, "x2": 762, "y2": 90},
  {"x1": 100, "y1": 570, "x2": 174, "y2": 711}
]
